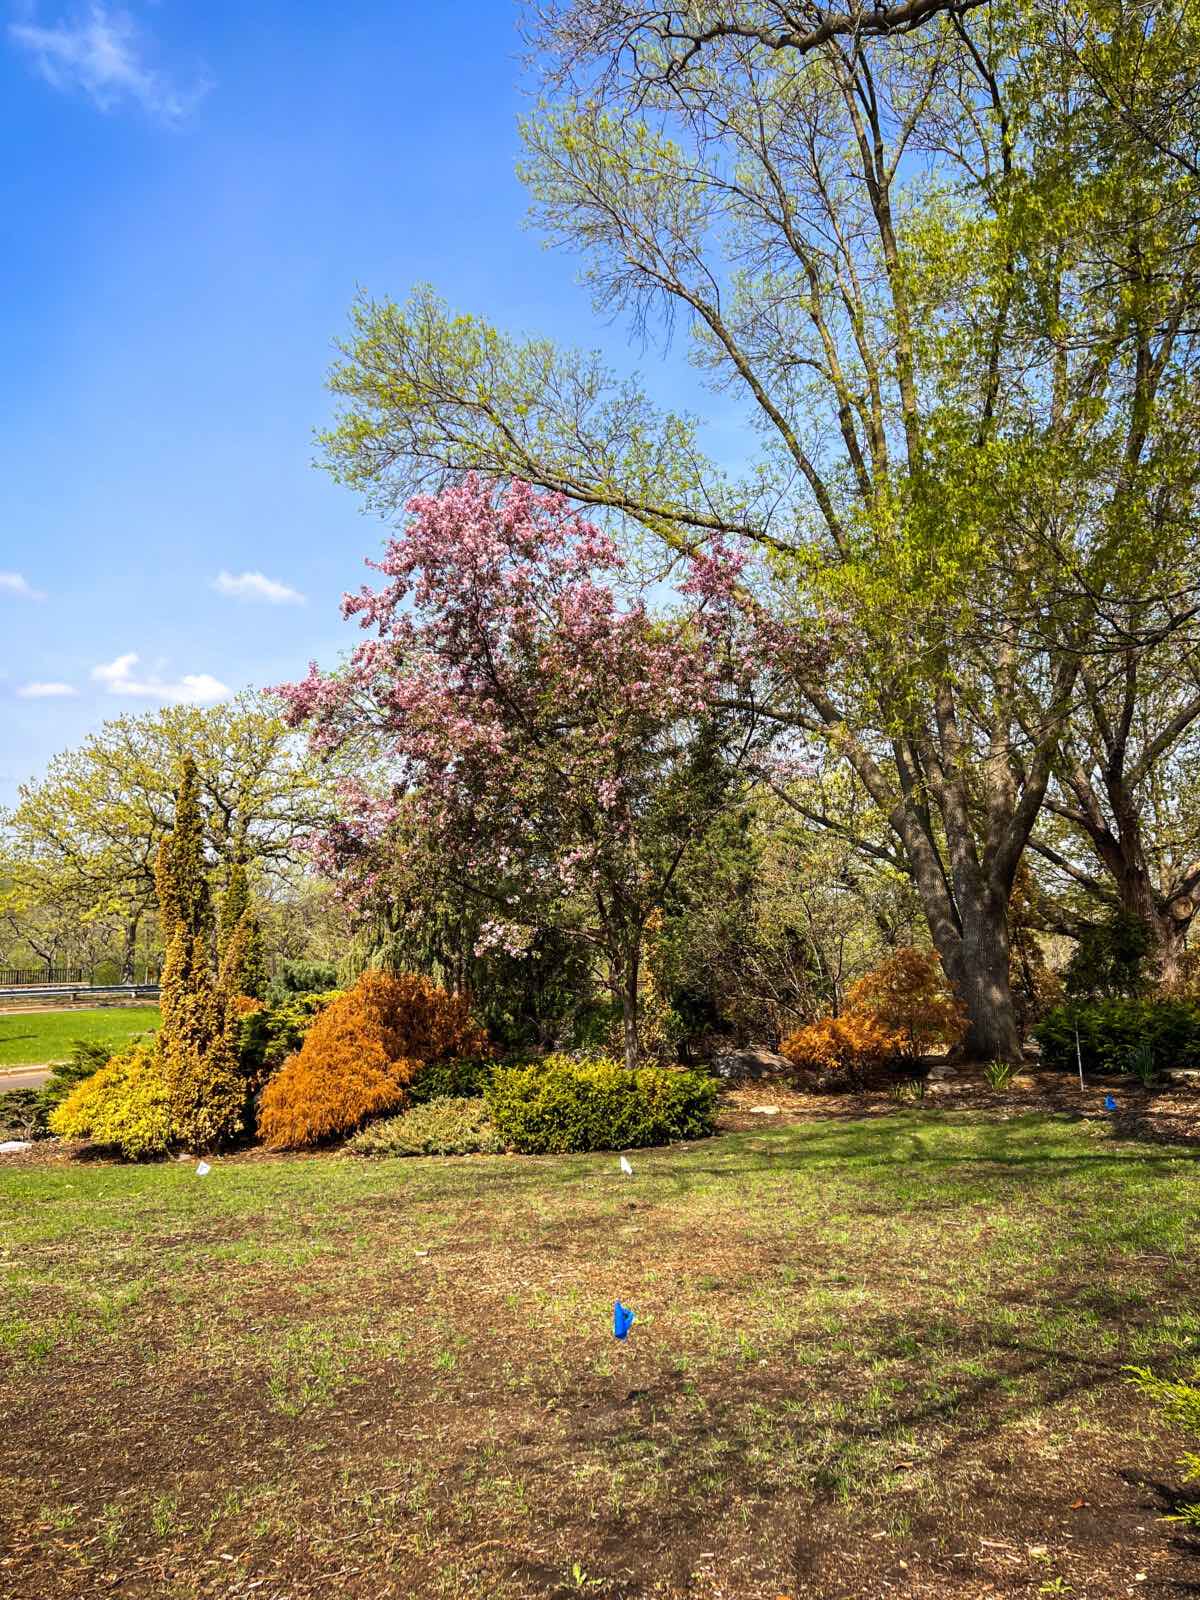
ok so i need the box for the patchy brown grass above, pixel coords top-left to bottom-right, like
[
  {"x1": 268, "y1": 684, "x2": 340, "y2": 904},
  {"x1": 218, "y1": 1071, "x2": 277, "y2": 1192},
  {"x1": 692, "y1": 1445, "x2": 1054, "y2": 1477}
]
[{"x1": 1, "y1": 1102, "x2": 1199, "y2": 1598}]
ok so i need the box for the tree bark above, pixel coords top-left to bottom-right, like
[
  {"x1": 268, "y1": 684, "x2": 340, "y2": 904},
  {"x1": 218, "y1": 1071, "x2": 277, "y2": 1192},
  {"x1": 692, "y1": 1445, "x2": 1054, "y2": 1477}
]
[
  {"x1": 951, "y1": 892, "x2": 1022, "y2": 1061},
  {"x1": 619, "y1": 940, "x2": 640, "y2": 1072},
  {"x1": 121, "y1": 912, "x2": 142, "y2": 985}
]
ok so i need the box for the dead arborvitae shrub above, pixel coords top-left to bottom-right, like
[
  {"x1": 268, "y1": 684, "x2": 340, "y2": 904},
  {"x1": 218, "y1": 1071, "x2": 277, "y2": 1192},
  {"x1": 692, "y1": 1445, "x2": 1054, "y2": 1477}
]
[
  {"x1": 845, "y1": 946, "x2": 965, "y2": 1057},
  {"x1": 780, "y1": 1013, "x2": 898, "y2": 1081},
  {"x1": 257, "y1": 971, "x2": 489, "y2": 1150}
]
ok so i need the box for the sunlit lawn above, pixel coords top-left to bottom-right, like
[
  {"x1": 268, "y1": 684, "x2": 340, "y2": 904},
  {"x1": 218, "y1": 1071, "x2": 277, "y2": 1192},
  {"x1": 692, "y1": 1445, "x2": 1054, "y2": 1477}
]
[
  {"x1": 0, "y1": 1005, "x2": 159, "y2": 1068},
  {"x1": 1, "y1": 1111, "x2": 1197, "y2": 1597}
]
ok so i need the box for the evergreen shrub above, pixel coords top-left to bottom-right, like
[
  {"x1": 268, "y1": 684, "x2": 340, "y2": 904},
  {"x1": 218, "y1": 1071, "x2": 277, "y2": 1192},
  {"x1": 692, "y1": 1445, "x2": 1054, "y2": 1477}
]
[{"x1": 486, "y1": 1053, "x2": 716, "y2": 1154}]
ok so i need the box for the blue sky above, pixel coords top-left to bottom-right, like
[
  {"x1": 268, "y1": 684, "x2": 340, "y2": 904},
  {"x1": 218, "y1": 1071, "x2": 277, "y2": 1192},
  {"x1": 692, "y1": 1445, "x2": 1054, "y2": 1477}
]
[{"x1": 0, "y1": 1, "x2": 723, "y2": 805}]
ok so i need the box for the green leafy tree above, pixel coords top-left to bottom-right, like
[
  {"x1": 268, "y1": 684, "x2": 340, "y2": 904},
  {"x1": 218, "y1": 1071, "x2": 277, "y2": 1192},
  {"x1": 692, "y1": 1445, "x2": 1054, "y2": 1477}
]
[
  {"x1": 0, "y1": 692, "x2": 329, "y2": 981},
  {"x1": 319, "y1": 3, "x2": 1200, "y2": 1058}
]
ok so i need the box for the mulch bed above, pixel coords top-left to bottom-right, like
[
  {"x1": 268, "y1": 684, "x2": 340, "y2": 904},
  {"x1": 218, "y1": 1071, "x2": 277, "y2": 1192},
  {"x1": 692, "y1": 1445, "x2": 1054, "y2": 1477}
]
[{"x1": 718, "y1": 1067, "x2": 1200, "y2": 1149}]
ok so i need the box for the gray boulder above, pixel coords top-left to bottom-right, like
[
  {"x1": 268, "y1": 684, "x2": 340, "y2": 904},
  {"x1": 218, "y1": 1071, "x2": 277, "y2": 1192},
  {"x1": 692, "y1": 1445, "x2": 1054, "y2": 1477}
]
[{"x1": 710, "y1": 1047, "x2": 793, "y2": 1082}]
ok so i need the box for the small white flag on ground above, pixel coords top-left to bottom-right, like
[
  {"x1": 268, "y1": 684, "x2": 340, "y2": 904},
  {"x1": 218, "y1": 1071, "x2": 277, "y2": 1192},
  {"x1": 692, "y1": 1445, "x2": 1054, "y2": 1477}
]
[
  {"x1": 195, "y1": 1161, "x2": 211, "y2": 1176},
  {"x1": 619, "y1": 1155, "x2": 633, "y2": 1175}
]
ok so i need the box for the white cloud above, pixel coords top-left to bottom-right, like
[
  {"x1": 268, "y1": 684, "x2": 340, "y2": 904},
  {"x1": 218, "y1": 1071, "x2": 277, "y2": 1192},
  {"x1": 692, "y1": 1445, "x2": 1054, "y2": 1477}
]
[
  {"x1": 8, "y1": 4, "x2": 209, "y2": 122},
  {"x1": 0, "y1": 571, "x2": 46, "y2": 600},
  {"x1": 92, "y1": 652, "x2": 229, "y2": 704},
  {"x1": 17, "y1": 681, "x2": 78, "y2": 698},
  {"x1": 213, "y1": 570, "x2": 306, "y2": 606}
]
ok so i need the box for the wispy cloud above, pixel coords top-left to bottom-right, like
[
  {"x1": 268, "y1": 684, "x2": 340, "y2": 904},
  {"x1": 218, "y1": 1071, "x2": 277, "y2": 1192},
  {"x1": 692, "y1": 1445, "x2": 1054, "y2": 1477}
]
[
  {"x1": 213, "y1": 570, "x2": 307, "y2": 606},
  {"x1": 92, "y1": 652, "x2": 228, "y2": 704},
  {"x1": 8, "y1": 4, "x2": 209, "y2": 122},
  {"x1": 0, "y1": 570, "x2": 47, "y2": 600},
  {"x1": 17, "y1": 680, "x2": 78, "y2": 698}
]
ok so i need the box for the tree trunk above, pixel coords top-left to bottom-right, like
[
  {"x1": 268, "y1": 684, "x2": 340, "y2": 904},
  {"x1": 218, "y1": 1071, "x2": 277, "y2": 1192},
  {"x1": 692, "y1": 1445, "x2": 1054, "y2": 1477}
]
[
  {"x1": 121, "y1": 913, "x2": 141, "y2": 985},
  {"x1": 889, "y1": 804, "x2": 1026, "y2": 1063},
  {"x1": 619, "y1": 942, "x2": 640, "y2": 1073},
  {"x1": 952, "y1": 895, "x2": 1023, "y2": 1061},
  {"x1": 1150, "y1": 896, "x2": 1194, "y2": 991}
]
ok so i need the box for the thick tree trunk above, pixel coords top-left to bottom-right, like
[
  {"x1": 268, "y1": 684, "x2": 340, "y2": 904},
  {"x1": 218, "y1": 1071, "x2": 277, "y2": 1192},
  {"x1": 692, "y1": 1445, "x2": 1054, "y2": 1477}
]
[
  {"x1": 952, "y1": 896, "x2": 1022, "y2": 1061},
  {"x1": 1155, "y1": 908, "x2": 1192, "y2": 990}
]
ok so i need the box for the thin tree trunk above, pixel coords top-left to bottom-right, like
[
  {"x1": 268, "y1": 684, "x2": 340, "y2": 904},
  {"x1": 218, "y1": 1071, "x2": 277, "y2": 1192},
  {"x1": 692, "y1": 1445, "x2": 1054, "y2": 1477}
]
[
  {"x1": 619, "y1": 941, "x2": 640, "y2": 1073},
  {"x1": 121, "y1": 913, "x2": 141, "y2": 985}
]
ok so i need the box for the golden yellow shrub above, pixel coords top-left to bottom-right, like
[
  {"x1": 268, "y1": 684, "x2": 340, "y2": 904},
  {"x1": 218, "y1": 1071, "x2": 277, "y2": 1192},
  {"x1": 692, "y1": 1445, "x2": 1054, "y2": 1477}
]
[{"x1": 49, "y1": 1044, "x2": 174, "y2": 1158}]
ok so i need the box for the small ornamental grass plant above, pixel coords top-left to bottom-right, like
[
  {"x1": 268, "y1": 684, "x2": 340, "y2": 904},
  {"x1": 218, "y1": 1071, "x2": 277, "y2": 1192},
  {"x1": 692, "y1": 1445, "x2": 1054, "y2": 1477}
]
[
  {"x1": 485, "y1": 1053, "x2": 716, "y2": 1154},
  {"x1": 984, "y1": 1058, "x2": 1015, "y2": 1091},
  {"x1": 1126, "y1": 1365, "x2": 1200, "y2": 1530},
  {"x1": 348, "y1": 1096, "x2": 503, "y2": 1157}
]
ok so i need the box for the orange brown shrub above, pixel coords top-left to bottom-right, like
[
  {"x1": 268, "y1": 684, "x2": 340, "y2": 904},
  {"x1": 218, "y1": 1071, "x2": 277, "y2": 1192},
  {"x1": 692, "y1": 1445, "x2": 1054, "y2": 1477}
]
[
  {"x1": 780, "y1": 1012, "x2": 898, "y2": 1077},
  {"x1": 845, "y1": 946, "x2": 965, "y2": 1057},
  {"x1": 256, "y1": 970, "x2": 489, "y2": 1150}
]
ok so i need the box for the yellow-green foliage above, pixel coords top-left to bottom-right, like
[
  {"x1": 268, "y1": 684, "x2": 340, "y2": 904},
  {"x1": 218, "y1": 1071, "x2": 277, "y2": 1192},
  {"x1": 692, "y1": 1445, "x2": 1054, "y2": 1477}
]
[
  {"x1": 155, "y1": 757, "x2": 244, "y2": 1150},
  {"x1": 159, "y1": 925, "x2": 244, "y2": 1150},
  {"x1": 49, "y1": 1044, "x2": 173, "y2": 1158}
]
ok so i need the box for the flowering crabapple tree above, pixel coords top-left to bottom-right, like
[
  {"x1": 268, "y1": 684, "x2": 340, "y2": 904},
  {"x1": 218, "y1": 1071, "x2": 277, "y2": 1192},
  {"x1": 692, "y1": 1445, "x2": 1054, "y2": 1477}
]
[{"x1": 279, "y1": 475, "x2": 784, "y2": 1068}]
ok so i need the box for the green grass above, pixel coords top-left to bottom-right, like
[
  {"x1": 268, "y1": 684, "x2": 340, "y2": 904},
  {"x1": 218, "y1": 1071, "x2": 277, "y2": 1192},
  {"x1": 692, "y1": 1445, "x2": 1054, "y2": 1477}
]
[
  {"x1": 0, "y1": 1005, "x2": 159, "y2": 1068},
  {"x1": 2, "y1": 1111, "x2": 1198, "y2": 1597}
]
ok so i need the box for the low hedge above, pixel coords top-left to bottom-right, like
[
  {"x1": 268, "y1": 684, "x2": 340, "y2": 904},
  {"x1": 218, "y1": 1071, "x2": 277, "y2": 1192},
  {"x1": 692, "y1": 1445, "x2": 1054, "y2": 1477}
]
[
  {"x1": 348, "y1": 1096, "x2": 502, "y2": 1157},
  {"x1": 485, "y1": 1053, "x2": 717, "y2": 1154},
  {"x1": 1034, "y1": 998, "x2": 1200, "y2": 1076}
]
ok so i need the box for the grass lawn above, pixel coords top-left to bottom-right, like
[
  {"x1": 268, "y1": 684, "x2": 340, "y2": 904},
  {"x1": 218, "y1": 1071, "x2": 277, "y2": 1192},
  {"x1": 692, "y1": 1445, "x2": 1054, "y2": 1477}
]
[
  {"x1": 2, "y1": 1112, "x2": 1198, "y2": 1598},
  {"x1": 0, "y1": 1005, "x2": 159, "y2": 1069}
]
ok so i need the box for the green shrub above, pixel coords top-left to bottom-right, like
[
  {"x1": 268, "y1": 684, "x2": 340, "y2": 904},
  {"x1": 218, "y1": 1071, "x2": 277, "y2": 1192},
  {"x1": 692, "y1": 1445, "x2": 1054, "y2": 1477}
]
[
  {"x1": 348, "y1": 1096, "x2": 503, "y2": 1156},
  {"x1": 236, "y1": 991, "x2": 342, "y2": 1091},
  {"x1": 39, "y1": 1038, "x2": 116, "y2": 1113},
  {"x1": 1065, "y1": 909, "x2": 1151, "y2": 999},
  {"x1": 486, "y1": 1053, "x2": 717, "y2": 1154},
  {"x1": 266, "y1": 959, "x2": 340, "y2": 1000},
  {"x1": 0, "y1": 1088, "x2": 49, "y2": 1140},
  {"x1": 1034, "y1": 999, "x2": 1200, "y2": 1076},
  {"x1": 1126, "y1": 1365, "x2": 1200, "y2": 1530},
  {"x1": 407, "y1": 1056, "x2": 494, "y2": 1104}
]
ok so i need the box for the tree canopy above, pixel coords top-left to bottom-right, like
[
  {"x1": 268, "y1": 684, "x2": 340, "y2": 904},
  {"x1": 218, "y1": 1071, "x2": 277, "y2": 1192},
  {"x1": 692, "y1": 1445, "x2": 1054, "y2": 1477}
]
[{"x1": 316, "y1": 0, "x2": 1200, "y2": 1056}]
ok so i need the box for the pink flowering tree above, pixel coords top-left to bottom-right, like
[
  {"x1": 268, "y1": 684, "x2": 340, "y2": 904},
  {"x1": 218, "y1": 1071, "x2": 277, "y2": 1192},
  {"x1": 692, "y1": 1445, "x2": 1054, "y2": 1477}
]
[{"x1": 279, "y1": 475, "x2": 784, "y2": 1068}]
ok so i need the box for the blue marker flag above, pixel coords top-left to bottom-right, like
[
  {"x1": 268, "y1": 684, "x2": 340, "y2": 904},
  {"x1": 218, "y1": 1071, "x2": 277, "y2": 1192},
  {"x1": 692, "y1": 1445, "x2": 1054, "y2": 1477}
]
[
  {"x1": 613, "y1": 1301, "x2": 635, "y2": 1340},
  {"x1": 1104, "y1": 1094, "x2": 1117, "y2": 1112}
]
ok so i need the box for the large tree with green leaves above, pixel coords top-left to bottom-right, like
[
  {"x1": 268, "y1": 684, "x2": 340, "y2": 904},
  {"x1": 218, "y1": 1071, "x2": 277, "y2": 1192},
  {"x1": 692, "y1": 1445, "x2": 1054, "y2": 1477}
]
[
  {"x1": 318, "y1": 1, "x2": 1200, "y2": 1058},
  {"x1": 0, "y1": 691, "x2": 329, "y2": 981}
]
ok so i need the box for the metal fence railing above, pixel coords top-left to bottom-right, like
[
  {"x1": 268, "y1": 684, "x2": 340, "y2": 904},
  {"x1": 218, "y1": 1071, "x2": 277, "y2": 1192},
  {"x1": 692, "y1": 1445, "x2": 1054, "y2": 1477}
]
[
  {"x1": 0, "y1": 966, "x2": 162, "y2": 988},
  {"x1": 0, "y1": 983, "x2": 160, "y2": 1004},
  {"x1": 0, "y1": 967, "x2": 89, "y2": 987}
]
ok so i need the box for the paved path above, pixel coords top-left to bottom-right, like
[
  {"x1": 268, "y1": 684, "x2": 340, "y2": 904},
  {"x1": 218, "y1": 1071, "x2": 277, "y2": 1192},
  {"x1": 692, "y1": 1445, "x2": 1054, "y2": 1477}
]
[{"x1": 0, "y1": 1067, "x2": 51, "y2": 1091}]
